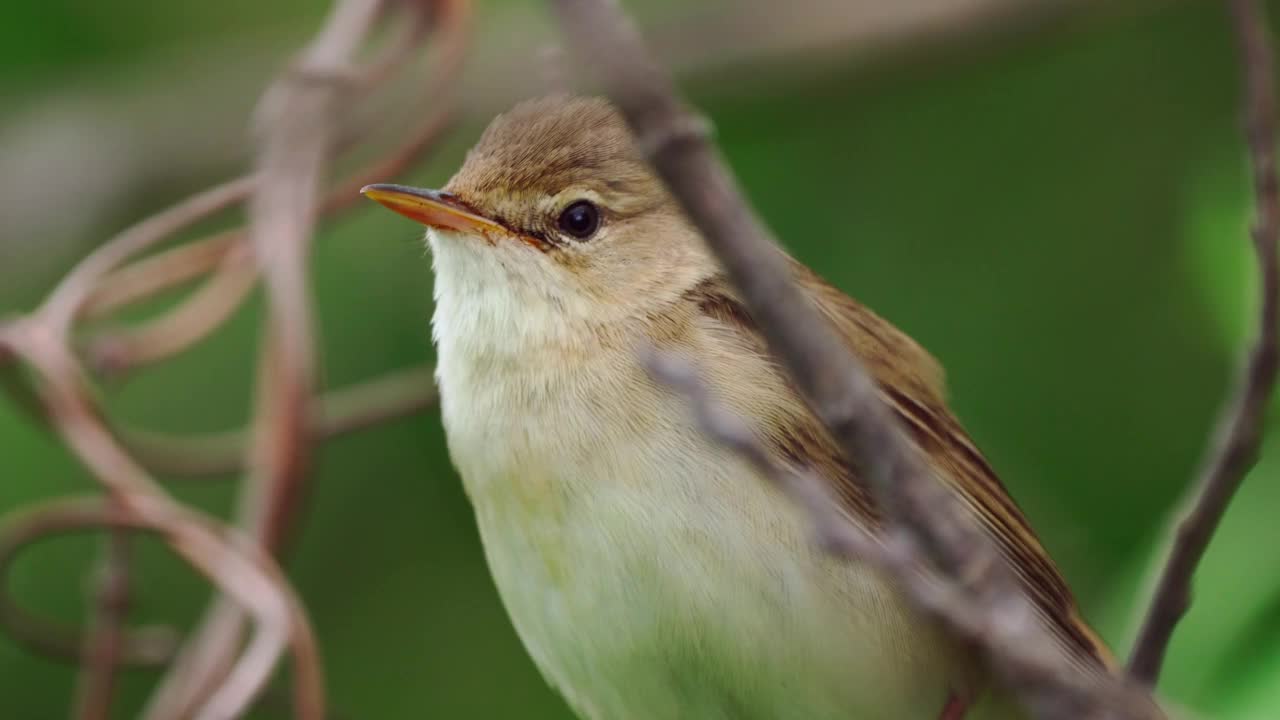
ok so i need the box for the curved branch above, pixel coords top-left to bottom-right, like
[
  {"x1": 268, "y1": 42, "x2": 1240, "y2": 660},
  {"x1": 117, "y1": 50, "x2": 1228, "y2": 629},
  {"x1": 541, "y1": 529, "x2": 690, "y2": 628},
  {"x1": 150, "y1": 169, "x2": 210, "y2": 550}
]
[
  {"x1": 141, "y1": 0, "x2": 462, "y2": 715},
  {"x1": 73, "y1": 526, "x2": 132, "y2": 720},
  {"x1": 89, "y1": 257, "x2": 258, "y2": 374},
  {"x1": 0, "y1": 503, "x2": 177, "y2": 668},
  {"x1": 121, "y1": 364, "x2": 437, "y2": 478},
  {"x1": 81, "y1": 7, "x2": 459, "y2": 376},
  {"x1": 0, "y1": 323, "x2": 325, "y2": 720},
  {"x1": 1126, "y1": 0, "x2": 1280, "y2": 686},
  {"x1": 41, "y1": 177, "x2": 254, "y2": 336},
  {"x1": 81, "y1": 231, "x2": 244, "y2": 320}
]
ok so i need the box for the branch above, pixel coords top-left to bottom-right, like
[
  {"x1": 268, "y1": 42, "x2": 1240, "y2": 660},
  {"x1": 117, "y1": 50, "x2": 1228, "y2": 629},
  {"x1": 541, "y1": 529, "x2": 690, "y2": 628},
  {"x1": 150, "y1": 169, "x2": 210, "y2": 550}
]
[
  {"x1": 141, "y1": 0, "x2": 389, "y2": 713},
  {"x1": 40, "y1": 177, "x2": 255, "y2": 336},
  {"x1": 73, "y1": 525, "x2": 132, "y2": 720},
  {"x1": 1126, "y1": 0, "x2": 1280, "y2": 686},
  {"x1": 548, "y1": 1, "x2": 1155, "y2": 717},
  {"x1": 0, "y1": 325, "x2": 326, "y2": 720},
  {"x1": 645, "y1": 352, "x2": 1157, "y2": 720},
  {"x1": 0, "y1": 504, "x2": 178, "y2": 669},
  {"x1": 81, "y1": 231, "x2": 244, "y2": 320},
  {"x1": 141, "y1": 1, "x2": 467, "y2": 715},
  {"x1": 548, "y1": 0, "x2": 983, "y2": 579},
  {"x1": 120, "y1": 364, "x2": 438, "y2": 478},
  {"x1": 0, "y1": 2, "x2": 463, "y2": 718},
  {"x1": 82, "y1": 3, "x2": 458, "y2": 375},
  {"x1": 89, "y1": 255, "x2": 258, "y2": 373}
]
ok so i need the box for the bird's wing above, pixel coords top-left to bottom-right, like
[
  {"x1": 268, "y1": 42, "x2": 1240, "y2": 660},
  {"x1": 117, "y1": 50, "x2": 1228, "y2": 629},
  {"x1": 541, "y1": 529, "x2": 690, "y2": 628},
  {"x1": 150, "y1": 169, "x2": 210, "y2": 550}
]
[{"x1": 684, "y1": 266, "x2": 1114, "y2": 670}]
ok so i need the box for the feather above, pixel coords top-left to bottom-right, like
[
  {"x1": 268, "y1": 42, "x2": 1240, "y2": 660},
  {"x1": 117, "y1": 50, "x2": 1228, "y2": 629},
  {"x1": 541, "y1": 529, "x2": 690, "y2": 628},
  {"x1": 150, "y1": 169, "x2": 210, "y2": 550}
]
[{"x1": 681, "y1": 265, "x2": 1115, "y2": 671}]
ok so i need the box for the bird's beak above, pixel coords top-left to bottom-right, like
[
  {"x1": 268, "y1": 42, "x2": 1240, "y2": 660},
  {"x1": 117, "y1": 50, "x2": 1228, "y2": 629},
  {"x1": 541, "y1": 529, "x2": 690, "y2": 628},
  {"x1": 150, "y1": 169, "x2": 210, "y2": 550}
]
[{"x1": 361, "y1": 183, "x2": 509, "y2": 238}]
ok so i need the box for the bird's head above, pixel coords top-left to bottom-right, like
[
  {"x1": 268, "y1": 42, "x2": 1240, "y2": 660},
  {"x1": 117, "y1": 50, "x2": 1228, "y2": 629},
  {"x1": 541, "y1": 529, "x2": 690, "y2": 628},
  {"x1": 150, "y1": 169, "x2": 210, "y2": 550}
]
[{"x1": 363, "y1": 95, "x2": 716, "y2": 345}]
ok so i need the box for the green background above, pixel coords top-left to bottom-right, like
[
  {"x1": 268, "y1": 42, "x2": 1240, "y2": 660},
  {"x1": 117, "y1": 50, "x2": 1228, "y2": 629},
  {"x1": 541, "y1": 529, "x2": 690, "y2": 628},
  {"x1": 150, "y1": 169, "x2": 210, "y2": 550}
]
[{"x1": 1, "y1": 0, "x2": 1277, "y2": 717}]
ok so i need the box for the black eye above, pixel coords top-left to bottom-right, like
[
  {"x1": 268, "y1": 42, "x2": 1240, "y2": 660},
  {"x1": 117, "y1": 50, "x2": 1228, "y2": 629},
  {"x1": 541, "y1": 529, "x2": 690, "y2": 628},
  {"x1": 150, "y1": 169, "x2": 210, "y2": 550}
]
[{"x1": 557, "y1": 200, "x2": 601, "y2": 240}]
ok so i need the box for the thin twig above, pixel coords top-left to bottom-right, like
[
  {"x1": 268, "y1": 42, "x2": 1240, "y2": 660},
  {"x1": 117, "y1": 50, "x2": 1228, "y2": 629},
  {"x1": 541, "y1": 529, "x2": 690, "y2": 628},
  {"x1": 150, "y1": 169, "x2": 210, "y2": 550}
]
[
  {"x1": 77, "y1": 84, "x2": 450, "y2": 334},
  {"x1": 0, "y1": 497, "x2": 318, "y2": 720},
  {"x1": 547, "y1": 0, "x2": 984, "y2": 579},
  {"x1": 1126, "y1": 0, "x2": 1280, "y2": 686},
  {"x1": 90, "y1": 256, "x2": 258, "y2": 373},
  {"x1": 141, "y1": 1, "x2": 446, "y2": 715},
  {"x1": 121, "y1": 364, "x2": 438, "y2": 478},
  {"x1": 73, "y1": 525, "x2": 131, "y2": 720},
  {"x1": 0, "y1": 0, "x2": 463, "y2": 717},
  {"x1": 82, "y1": 231, "x2": 244, "y2": 320},
  {"x1": 0, "y1": 368, "x2": 433, "y2": 673},
  {"x1": 40, "y1": 177, "x2": 256, "y2": 336},
  {"x1": 645, "y1": 352, "x2": 1157, "y2": 720},
  {"x1": 0, "y1": 504, "x2": 178, "y2": 669},
  {"x1": 0, "y1": 325, "x2": 326, "y2": 720},
  {"x1": 0, "y1": 353, "x2": 436, "y2": 480},
  {"x1": 82, "y1": 4, "x2": 457, "y2": 375}
]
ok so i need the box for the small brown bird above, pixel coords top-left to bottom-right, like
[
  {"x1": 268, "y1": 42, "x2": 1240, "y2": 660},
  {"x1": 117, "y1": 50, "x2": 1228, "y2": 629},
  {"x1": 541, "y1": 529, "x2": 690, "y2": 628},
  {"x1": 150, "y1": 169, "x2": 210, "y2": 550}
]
[{"x1": 363, "y1": 95, "x2": 1112, "y2": 719}]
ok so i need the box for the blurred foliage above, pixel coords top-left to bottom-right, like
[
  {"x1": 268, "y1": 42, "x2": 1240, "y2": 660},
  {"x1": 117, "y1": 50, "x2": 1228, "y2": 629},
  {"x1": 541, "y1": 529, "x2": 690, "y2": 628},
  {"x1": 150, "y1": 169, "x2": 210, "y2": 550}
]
[{"x1": 2, "y1": 1, "x2": 1280, "y2": 718}]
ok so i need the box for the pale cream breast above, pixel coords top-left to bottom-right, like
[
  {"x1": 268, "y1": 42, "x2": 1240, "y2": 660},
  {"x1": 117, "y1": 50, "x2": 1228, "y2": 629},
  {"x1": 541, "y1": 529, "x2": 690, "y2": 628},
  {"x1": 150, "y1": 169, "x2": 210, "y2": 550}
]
[{"x1": 428, "y1": 229, "x2": 978, "y2": 719}]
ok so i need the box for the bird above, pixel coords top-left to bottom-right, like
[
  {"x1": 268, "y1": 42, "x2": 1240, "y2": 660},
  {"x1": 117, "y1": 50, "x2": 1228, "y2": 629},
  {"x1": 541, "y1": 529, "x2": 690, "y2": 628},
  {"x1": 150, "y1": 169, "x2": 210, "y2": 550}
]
[{"x1": 361, "y1": 94, "x2": 1113, "y2": 720}]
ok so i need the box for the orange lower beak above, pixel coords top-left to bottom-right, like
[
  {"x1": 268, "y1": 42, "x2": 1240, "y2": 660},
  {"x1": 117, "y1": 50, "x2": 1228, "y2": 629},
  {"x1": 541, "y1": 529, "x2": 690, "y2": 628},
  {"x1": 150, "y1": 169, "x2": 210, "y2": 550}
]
[{"x1": 361, "y1": 184, "x2": 508, "y2": 237}]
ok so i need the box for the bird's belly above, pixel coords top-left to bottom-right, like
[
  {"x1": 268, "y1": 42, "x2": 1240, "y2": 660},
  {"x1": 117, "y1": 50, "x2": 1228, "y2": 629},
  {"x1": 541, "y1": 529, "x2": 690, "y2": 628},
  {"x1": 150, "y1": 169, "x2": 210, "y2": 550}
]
[{"x1": 450, "y1": 403, "x2": 975, "y2": 720}]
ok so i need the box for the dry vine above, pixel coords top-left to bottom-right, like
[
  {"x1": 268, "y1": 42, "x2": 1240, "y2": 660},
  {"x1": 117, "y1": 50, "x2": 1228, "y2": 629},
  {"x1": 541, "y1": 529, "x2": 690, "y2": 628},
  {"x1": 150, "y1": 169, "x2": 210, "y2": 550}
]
[
  {"x1": 0, "y1": 0, "x2": 467, "y2": 717},
  {"x1": 1127, "y1": 0, "x2": 1280, "y2": 687}
]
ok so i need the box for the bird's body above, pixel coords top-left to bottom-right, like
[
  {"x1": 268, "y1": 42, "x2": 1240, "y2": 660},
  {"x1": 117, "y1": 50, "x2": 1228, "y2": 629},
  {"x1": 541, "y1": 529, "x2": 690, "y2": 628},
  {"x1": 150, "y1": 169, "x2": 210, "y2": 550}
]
[
  {"x1": 434, "y1": 248, "x2": 973, "y2": 718},
  {"x1": 364, "y1": 95, "x2": 1110, "y2": 719}
]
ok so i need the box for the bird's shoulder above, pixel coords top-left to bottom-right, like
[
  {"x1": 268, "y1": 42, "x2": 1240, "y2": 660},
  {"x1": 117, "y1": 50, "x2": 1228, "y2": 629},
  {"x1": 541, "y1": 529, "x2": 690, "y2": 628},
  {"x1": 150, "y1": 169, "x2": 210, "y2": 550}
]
[{"x1": 676, "y1": 263, "x2": 1115, "y2": 670}]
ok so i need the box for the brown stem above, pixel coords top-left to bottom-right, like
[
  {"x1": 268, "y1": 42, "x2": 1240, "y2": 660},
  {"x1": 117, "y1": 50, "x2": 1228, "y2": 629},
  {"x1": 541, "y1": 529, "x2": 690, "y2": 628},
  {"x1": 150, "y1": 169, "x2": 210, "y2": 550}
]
[
  {"x1": 120, "y1": 364, "x2": 438, "y2": 478},
  {"x1": 40, "y1": 176, "x2": 255, "y2": 336},
  {"x1": 80, "y1": 7, "x2": 455, "y2": 376},
  {"x1": 73, "y1": 526, "x2": 131, "y2": 720},
  {"x1": 644, "y1": 351, "x2": 1153, "y2": 719},
  {"x1": 81, "y1": 230, "x2": 244, "y2": 320},
  {"x1": 89, "y1": 257, "x2": 259, "y2": 374},
  {"x1": 139, "y1": 0, "x2": 458, "y2": 715},
  {"x1": 0, "y1": 503, "x2": 178, "y2": 669},
  {"x1": 0, "y1": 324, "x2": 326, "y2": 720},
  {"x1": 1126, "y1": 0, "x2": 1280, "y2": 686},
  {"x1": 0, "y1": 0, "x2": 464, "y2": 717},
  {"x1": 0, "y1": 369, "x2": 434, "y2": 673}
]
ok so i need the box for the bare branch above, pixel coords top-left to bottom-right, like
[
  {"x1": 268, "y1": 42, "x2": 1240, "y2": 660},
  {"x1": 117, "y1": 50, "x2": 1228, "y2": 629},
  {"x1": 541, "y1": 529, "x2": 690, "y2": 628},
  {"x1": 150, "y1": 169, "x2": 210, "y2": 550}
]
[
  {"x1": 120, "y1": 365, "x2": 438, "y2": 478},
  {"x1": 1126, "y1": 0, "x2": 1280, "y2": 686},
  {"x1": 142, "y1": 0, "x2": 389, "y2": 712},
  {"x1": 142, "y1": 1, "x2": 468, "y2": 715},
  {"x1": 81, "y1": 34, "x2": 458, "y2": 375},
  {"x1": 0, "y1": 1, "x2": 464, "y2": 718},
  {"x1": 0, "y1": 519, "x2": 176, "y2": 671},
  {"x1": 645, "y1": 352, "x2": 1159, "y2": 720},
  {"x1": 0, "y1": 324, "x2": 326, "y2": 720},
  {"x1": 41, "y1": 177, "x2": 255, "y2": 336},
  {"x1": 82, "y1": 231, "x2": 245, "y2": 320},
  {"x1": 643, "y1": 350, "x2": 883, "y2": 558},
  {"x1": 89, "y1": 256, "x2": 258, "y2": 373},
  {"x1": 0, "y1": 497, "x2": 320, "y2": 720},
  {"x1": 548, "y1": 0, "x2": 977, "y2": 577},
  {"x1": 73, "y1": 526, "x2": 132, "y2": 720},
  {"x1": 73, "y1": 3, "x2": 455, "y2": 376}
]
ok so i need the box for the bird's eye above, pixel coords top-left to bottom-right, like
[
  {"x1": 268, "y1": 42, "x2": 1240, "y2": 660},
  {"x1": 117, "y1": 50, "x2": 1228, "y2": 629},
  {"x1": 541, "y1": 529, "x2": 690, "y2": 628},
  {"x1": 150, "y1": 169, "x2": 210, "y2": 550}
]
[{"x1": 557, "y1": 200, "x2": 601, "y2": 240}]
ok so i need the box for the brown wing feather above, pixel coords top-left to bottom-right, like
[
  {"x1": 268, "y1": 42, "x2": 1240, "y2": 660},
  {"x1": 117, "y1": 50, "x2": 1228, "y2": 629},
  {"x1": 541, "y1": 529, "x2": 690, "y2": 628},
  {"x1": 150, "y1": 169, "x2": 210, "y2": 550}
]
[{"x1": 685, "y1": 266, "x2": 1114, "y2": 670}]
